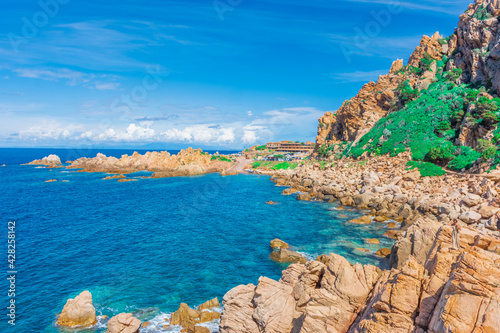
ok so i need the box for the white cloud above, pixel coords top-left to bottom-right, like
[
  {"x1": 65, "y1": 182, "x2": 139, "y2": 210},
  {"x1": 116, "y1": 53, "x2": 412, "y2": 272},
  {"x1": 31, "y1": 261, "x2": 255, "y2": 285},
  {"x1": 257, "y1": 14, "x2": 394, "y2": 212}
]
[
  {"x1": 247, "y1": 110, "x2": 253, "y2": 116},
  {"x1": 2, "y1": 106, "x2": 328, "y2": 147},
  {"x1": 82, "y1": 123, "x2": 155, "y2": 141},
  {"x1": 162, "y1": 124, "x2": 236, "y2": 144},
  {"x1": 13, "y1": 68, "x2": 121, "y2": 90},
  {"x1": 242, "y1": 130, "x2": 259, "y2": 144}
]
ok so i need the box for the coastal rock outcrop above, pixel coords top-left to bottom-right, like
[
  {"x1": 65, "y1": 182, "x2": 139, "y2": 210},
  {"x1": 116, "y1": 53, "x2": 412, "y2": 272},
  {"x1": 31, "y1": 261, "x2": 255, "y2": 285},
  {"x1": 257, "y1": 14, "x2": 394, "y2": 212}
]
[
  {"x1": 26, "y1": 154, "x2": 61, "y2": 166},
  {"x1": 57, "y1": 290, "x2": 97, "y2": 328},
  {"x1": 220, "y1": 222, "x2": 500, "y2": 333},
  {"x1": 170, "y1": 300, "x2": 221, "y2": 332},
  {"x1": 66, "y1": 148, "x2": 234, "y2": 178},
  {"x1": 270, "y1": 248, "x2": 307, "y2": 264},
  {"x1": 106, "y1": 313, "x2": 141, "y2": 333},
  {"x1": 220, "y1": 254, "x2": 382, "y2": 333}
]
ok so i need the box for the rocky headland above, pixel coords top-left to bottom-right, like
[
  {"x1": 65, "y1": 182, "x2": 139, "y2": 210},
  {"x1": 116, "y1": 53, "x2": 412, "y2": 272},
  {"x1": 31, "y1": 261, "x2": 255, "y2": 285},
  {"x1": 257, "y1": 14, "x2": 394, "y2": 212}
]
[{"x1": 26, "y1": 148, "x2": 238, "y2": 179}]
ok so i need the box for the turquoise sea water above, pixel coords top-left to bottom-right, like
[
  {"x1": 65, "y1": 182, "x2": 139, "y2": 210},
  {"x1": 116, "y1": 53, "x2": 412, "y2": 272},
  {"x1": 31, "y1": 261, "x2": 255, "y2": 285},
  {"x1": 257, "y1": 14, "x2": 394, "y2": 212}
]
[{"x1": 0, "y1": 149, "x2": 395, "y2": 332}]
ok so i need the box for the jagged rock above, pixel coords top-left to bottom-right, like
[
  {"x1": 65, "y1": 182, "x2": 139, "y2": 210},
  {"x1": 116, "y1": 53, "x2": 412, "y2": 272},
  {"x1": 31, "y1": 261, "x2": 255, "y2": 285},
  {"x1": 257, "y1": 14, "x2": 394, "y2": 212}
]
[
  {"x1": 57, "y1": 290, "x2": 97, "y2": 328},
  {"x1": 27, "y1": 154, "x2": 61, "y2": 166},
  {"x1": 66, "y1": 148, "x2": 233, "y2": 178},
  {"x1": 389, "y1": 219, "x2": 441, "y2": 269},
  {"x1": 389, "y1": 59, "x2": 404, "y2": 74},
  {"x1": 252, "y1": 277, "x2": 296, "y2": 333},
  {"x1": 349, "y1": 256, "x2": 425, "y2": 333},
  {"x1": 107, "y1": 313, "x2": 141, "y2": 333},
  {"x1": 197, "y1": 297, "x2": 219, "y2": 311},
  {"x1": 219, "y1": 284, "x2": 259, "y2": 333},
  {"x1": 170, "y1": 302, "x2": 220, "y2": 330}
]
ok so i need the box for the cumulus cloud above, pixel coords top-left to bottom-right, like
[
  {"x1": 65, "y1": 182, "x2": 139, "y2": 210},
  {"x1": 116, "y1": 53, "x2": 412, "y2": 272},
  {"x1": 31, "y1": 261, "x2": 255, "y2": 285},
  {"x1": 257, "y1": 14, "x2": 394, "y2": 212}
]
[
  {"x1": 162, "y1": 124, "x2": 235, "y2": 144},
  {"x1": 242, "y1": 130, "x2": 259, "y2": 144},
  {"x1": 3, "y1": 106, "x2": 328, "y2": 147},
  {"x1": 81, "y1": 123, "x2": 155, "y2": 141}
]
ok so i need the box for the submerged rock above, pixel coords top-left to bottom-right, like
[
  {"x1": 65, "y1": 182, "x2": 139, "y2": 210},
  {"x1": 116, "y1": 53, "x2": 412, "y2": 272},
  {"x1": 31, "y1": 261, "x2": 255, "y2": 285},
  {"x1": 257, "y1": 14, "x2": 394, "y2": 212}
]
[
  {"x1": 349, "y1": 215, "x2": 372, "y2": 224},
  {"x1": 374, "y1": 247, "x2": 391, "y2": 258},
  {"x1": 57, "y1": 290, "x2": 97, "y2": 328},
  {"x1": 107, "y1": 313, "x2": 141, "y2": 333}
]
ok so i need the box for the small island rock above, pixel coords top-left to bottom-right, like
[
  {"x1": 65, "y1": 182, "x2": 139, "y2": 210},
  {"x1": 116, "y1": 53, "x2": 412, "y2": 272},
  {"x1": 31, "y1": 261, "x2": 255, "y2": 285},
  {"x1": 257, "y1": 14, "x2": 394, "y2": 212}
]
[{"x1": 57, "y1": 290, "x2": 97, "y2": 328}]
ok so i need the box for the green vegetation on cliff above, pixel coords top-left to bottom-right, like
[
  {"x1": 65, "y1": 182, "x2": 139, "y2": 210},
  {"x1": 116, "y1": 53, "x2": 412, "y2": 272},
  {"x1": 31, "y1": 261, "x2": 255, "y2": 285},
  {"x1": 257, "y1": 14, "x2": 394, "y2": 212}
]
[{"x1": 338, "y1": 57, "x2": 500, "y2": 174}]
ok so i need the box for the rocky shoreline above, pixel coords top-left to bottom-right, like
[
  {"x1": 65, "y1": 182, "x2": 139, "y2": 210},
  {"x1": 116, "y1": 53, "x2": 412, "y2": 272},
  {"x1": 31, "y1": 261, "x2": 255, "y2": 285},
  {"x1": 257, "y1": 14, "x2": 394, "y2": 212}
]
[
  {"x1": 216, "y1": 154, "x2": 500, "y2": 332},
  {"x1": 25, "y1": 148, "x2": 238, "y2": 180},
  {"x1": 51, "y1": 151, "x2": 500, "y2": 332}
]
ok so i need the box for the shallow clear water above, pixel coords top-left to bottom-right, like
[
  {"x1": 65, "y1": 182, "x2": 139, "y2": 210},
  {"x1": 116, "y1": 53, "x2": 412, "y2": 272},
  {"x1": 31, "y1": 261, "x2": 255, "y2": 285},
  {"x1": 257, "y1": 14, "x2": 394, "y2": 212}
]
[{"x1": 0, "y1": 149, "x2": 394, "y2": 332}]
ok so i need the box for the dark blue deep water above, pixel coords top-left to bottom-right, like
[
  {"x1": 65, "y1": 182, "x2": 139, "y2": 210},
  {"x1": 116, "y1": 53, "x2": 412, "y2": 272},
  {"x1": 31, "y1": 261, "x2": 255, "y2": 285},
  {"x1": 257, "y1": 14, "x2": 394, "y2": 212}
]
[{"x1": 0, "y1": 149, "x2": 394, "y2": 332}]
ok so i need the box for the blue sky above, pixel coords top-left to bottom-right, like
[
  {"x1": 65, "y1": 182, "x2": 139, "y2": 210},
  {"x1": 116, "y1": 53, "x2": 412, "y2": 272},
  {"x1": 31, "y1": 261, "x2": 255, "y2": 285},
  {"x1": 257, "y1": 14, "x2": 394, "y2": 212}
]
[{"x1": 0, "y1": 0, "x2": 470, "y2": 149}]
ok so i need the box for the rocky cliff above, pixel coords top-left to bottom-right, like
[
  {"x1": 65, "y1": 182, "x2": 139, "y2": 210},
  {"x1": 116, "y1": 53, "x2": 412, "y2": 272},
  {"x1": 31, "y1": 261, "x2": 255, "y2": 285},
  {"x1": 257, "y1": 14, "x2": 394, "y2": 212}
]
[{"x1": 316, "y1": 0, "x2": 500, "y2": 169}]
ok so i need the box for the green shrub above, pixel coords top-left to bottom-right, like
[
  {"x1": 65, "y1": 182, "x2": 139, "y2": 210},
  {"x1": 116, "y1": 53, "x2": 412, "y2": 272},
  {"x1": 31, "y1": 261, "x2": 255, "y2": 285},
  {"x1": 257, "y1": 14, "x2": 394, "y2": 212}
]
[
  {"x1": 473, "y1": 96, "x2": 499, "y2": 129},
  {"x1": 211, "y1": 155, "x2": 232, "y2": 162},
  {"x1": 420, "y1": 53, "x2": 435, "y2": 72},
  {"x1": 271, "y1": 162, "x2": 298, "y2": 170},
  {"x1": 448, "y1": 146, "x2": 480, "y2": 170},
  {"x1": 407, "y1": 161, "x2": 445, "y2": 177},
  {"x1": 476, "y1": 139, "x2": 497, "y2": 160},
  {"x1": 397, "y1": 80, "x2": 418, "y2": 105},
  {"x1": 425, "y1": 141, "x2": 454, "y2": 164},
  {"x1": 255, "y1": 145, "x2": 266, "y2": 151}
]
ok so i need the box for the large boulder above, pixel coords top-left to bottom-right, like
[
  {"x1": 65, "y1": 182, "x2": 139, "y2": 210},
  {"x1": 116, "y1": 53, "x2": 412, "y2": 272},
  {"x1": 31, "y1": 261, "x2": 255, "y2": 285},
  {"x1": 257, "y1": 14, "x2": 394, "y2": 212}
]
[
  {"x1": 219, "y1": 284, "x2": 259, "y2": 333},
  {"x1": 252, "y1": 277, "x2": 296, "y2": 333},
  {"x1": 270, "y1": 239, "x2": 289, "y2": 249},
  {"x1": 460, "y1": 210, "x2": 482, "y2": 224},
  {"x1": 107, "y1": 313, "x2": 141, "y2": 333},
  {"x1": 462, "y1": 193, "x2": 482, "y2": 207},
  {"x1": 57, "y1": 290, "x2": 97, "y2": 328},
  {"x1": 389, "y1": 219, "x2": 441, "y2": 269},
  {"x1": 349, "y1": 257, "x2": 425, "y2": 333},
  {"x1": 270, "y1": 248, "x2": 306, "y2": 264}
]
